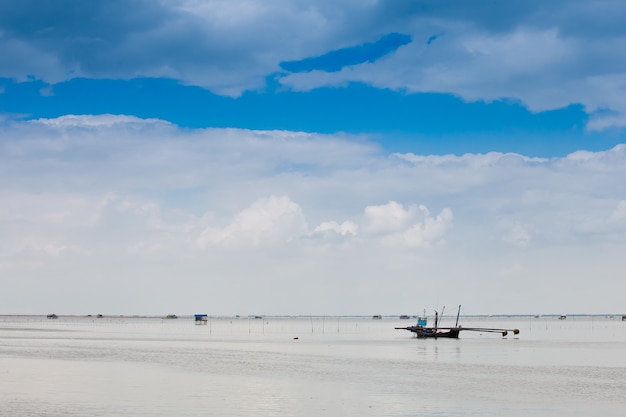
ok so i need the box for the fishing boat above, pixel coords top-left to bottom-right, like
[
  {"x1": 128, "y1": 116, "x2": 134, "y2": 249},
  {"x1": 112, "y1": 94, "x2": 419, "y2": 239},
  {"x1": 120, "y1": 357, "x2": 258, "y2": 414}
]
[
  {"x1": 395, "y1": 305, "x2": 519, "y2": 339},
  {"x1": 410, "y1": 326, "x2": 461, "y2": 339}
]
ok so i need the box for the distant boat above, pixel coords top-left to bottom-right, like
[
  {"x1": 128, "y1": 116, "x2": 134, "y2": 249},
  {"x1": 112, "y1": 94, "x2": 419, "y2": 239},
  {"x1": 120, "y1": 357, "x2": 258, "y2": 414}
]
[
  {"x1": 395, "y1": 305, "x2": 520, "y2": 339},
  {"x1": 559, "y1": 314, "x2": 567, "y2": 320},
  {"x1": 372, "y1": 315, "x2": 382, "y2": 319},
  {"x1": 399, "y1": 315, "x2": 411, "y2": 320},
  {"x1": 165, "y1": 314, "x2": 178, "y2": 319},
  {"x1": 46, "y1": 314, "x2": 58, "y2": 319}
]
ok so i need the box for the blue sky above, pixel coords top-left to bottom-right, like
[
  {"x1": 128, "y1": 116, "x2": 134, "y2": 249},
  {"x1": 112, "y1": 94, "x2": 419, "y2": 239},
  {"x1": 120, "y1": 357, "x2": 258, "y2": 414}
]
[
  {"x1": 1, "y1": 76, "x2": 597, "y2": 156},
  {"x1": 2, "y1": 78, "x2": 600, "y2": 157},
  {"x1": 1, "y1": 0, "x2": 626, "y2": 315}
]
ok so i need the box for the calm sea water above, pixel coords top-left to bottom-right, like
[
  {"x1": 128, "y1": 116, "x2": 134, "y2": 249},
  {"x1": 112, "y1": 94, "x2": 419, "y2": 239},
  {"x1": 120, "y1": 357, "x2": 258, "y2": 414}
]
[{"x1": 1, "y1": 315, "x2": 625, "y2": 417}]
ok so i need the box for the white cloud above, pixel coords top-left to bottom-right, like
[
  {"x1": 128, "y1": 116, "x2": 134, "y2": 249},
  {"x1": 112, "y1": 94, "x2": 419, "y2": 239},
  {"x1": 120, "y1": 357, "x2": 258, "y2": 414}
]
[
  {"x1": 609, "y1": 200, "x2": 626, "y2": 223},
  {"x1": 587, "y1": 113, "x2": 626, "y2": 131},
  {"x1": 363, "y1": 201, "x2": 414, "y2": 234},
  {"x1": 280, "y1": 27, "x2": 574, "y2": 112},
  {"x1": 313, "y1": 220, "x2": 358, "y2": 237},
  {"x1": 402, "y1": 207, "x2": 453, "y2": 248},
  {"x1": 32, "y1": 114, "x2": 170, "y2": 128},
  {"x1": 197, "y1": 195, "x2": 308, "y2": 248},
  {"x1": 1, "y1": 115, "x2": 626, "y2": 314},
  {"x1": 363, "y1": 201, "x2": 453, "y2": 247},
  {"x1": 501, "y1": 221, "x2": 532, "y2": 248}
]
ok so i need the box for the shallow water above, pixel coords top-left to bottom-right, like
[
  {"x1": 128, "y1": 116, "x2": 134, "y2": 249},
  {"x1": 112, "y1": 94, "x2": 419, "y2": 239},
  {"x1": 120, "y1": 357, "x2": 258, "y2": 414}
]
[{"x1": 1, "y1": 315, "x2": 625, "y2": 416}]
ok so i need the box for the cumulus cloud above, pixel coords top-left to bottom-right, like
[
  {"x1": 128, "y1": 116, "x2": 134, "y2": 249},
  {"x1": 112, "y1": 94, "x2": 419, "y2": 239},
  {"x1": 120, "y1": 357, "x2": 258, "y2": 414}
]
[
  {"x1": 197, "y1": 195, "x2": 308, "y2": 249},
  {"x1": 362, "y1": 201, "x2": 453, "y2": 247},
  {"x1": 0, "y1": 0, "x2": 393, "y2": 96},
  {"x1": 275, "y1": 3, "x2": 626, "y2": 129},
  {"x1": 2, "y1": 115, "x2": 625, "y2": 255},
  {"x1": 403, "y1": 207, "x2": 453, "y2": 248},
  {"x1": 313, "y1": 221, "x2": 358, "y2": 237},
  {"x1": 1, "y1": 115, "x2": 626, "y2": 313},
  {"x1": 3, "y1": 1, "x2": 626, "y2": 126},
  {"x1": 363, "y1": 201, "x2": 414, "y2": 234}
]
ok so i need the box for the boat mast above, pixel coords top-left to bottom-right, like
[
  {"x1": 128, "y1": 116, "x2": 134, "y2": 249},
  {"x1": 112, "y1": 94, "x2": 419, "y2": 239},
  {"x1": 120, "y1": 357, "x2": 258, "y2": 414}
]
[
  {"x1": 434, "y1": 306, "x2": 444, "y2": 331},
  {"x1": 455, "y1": 304, "x2": 461, "y2": 328}
]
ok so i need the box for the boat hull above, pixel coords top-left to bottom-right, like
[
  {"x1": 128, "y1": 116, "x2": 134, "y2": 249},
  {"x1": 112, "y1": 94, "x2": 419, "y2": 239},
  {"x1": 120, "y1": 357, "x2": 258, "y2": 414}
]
[{"x1": 401, "y1": 326, "x2": 461, "y2": 339}]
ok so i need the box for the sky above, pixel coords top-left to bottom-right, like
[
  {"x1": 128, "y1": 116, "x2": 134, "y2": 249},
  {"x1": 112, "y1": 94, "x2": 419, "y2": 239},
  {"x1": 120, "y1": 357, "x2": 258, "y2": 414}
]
[{"x1": 1, "y1": 0, "x2": 626, "y2": 316}]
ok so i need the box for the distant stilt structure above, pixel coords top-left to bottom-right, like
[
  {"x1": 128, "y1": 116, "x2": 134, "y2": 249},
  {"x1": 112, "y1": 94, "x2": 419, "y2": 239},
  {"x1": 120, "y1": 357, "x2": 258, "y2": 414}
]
[{"x1": 194, "y1": 314, "x2": 208, "y2": 325}]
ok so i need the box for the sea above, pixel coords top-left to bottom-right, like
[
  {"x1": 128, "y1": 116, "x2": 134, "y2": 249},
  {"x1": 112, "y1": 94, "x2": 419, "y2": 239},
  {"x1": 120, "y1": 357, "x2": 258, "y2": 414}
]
[{"x1": 1, "y1": 314, "x2": 625, "y2": 417}]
